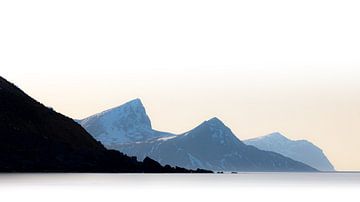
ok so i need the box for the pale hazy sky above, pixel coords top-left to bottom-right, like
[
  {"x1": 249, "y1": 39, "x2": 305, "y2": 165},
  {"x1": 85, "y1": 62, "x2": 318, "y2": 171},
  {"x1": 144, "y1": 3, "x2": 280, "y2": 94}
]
[{"x1": 1, "y1": 1, "x2": 360, "y2": 171}]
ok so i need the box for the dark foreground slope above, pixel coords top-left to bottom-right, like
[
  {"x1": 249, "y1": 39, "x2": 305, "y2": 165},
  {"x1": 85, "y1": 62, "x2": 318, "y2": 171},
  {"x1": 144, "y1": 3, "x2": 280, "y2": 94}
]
[{"x1": 0, "y1": 76, "x2": 210, "y2": 173}]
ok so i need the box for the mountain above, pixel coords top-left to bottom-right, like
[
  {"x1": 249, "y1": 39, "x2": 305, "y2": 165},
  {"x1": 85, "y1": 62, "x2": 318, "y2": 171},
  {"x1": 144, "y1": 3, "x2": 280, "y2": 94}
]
[
  {"x1": 0, "y1": 76, "x2": 210, "y2": 173},
  {"x1": 115, "y1": 118, "x2": 317, "y2": 172},
  {"x1": 244, "y1": 132, "x2": 335, "y2": 171},
  {"x1": 79, "y1": 99, "x2": 173, "y2": 146}
]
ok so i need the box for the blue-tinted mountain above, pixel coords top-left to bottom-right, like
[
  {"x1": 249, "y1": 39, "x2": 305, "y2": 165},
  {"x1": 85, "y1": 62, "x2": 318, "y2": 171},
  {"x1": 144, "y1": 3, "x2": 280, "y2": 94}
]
[
  {"x1": 244, "y1": 133, "x2": 335, "y2": 171},
  {"x1": 114, "y1": 117, "x2": 317, "y2": 172}
]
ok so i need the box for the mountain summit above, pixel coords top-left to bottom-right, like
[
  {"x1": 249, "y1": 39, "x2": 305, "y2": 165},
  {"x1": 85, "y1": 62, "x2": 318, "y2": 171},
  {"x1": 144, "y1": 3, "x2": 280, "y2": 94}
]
[
  {"x1": 79, "y1": 99, "x2": 172, "y2": 145},
  {"x1": 178, "y1": 117, "x2": 245, "y2": 149},
  {"x1": 82, "y1": 98, "x2": 152, "y2": 130},
  {"x1": 245, "y1": 132, "x2": 335, "y2": 171}
]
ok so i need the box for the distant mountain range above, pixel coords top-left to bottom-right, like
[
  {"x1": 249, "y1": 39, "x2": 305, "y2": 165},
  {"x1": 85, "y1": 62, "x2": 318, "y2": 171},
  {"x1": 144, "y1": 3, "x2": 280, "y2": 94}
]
[
  {"x1": 1, "y1": 75, "x2": 333, "y2": 173},
  {"x1": 245, "y1": 133, "x2": 335, "y2": 171},
  {"x1": 80, "y1": 99, "x2": 318, "y2": 172},
  {"x1": 0, "y1": 76, "x2": 209, "y2": 173}
]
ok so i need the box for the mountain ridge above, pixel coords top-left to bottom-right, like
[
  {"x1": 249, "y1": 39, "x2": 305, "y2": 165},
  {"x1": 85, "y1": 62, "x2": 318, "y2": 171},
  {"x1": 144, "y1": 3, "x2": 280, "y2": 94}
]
[
  {"x1": 245, "y1": 132, "x2": 335, "y2": 171},
  {"x1": 116, "y1": 117, "x2": 317, "y2": 172}
]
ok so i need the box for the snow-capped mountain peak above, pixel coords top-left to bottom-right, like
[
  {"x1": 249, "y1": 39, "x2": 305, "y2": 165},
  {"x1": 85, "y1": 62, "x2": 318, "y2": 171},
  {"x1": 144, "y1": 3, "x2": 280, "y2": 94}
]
[
  {"x1": 82, "y1": 98, "x2": 151, "y2": 129},
  {"x1": 79, "y1": 98, "x2": 172, "y2": 145}
]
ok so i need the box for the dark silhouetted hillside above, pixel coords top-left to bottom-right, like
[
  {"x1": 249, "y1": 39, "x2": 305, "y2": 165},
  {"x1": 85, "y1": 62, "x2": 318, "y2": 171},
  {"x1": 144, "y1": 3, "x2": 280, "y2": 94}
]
[{"x1": 0, "y1": 76, "x2": 211, "y2": 173}]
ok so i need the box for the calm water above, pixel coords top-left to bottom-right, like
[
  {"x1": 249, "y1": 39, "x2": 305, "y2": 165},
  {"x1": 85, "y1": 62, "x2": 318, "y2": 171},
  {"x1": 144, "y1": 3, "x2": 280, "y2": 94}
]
[
  {"x1": 1, "y1": 172, "x2": 359, "y2": 186},
  {"x1": 1, "y1": 173, "x2": 359, "y2": 202}
]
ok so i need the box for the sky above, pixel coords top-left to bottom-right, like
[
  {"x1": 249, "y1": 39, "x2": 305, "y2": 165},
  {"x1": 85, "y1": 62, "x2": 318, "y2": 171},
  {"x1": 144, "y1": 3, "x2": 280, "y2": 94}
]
[{"x1": 1, "y1": 0, "x2": 360, "y2": 171}]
